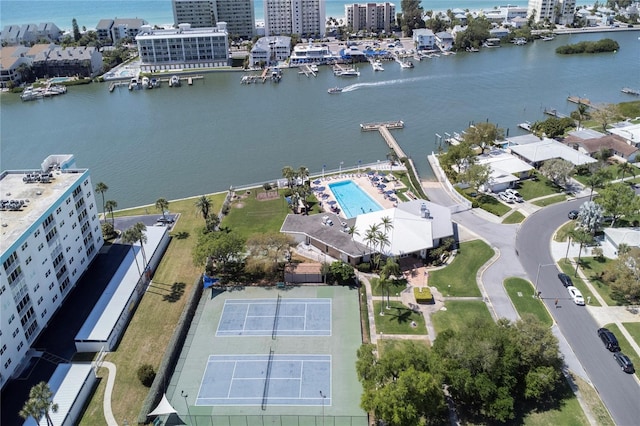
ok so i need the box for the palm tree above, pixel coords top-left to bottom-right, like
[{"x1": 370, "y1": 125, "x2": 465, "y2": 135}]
[
  {"x1": 618, "y1": 161, "x2": 633, "y2": 181},
  {"x1": 570, "y1": 102, "x2": 590, "y2": 130},
  {"x1": 121, "y1": 228, "x2": 142, "y2": 277},
  {"x1": 155, "y1": 198, "x2": 169, "y2": 221},
  {"x1": 297, "y1": 166, "x2": 309, "y2": 186},
  {"x1": 19, "y1": 382, "x2": 58, "y2": 426},
  {"x1": 569, "y1": 228, "x2": 593, "y2": 277},
  {"x1": 194, "y1": 195, "x2": 211, "y2": 222},
  {"x1": 364, "y1": 224, "x2": 380, "y2": 268},
  {"x1": 282, "y1": 166, "x2": 296, "y2": 188},
  {"x1": 380, "y1": 257, "x2": 401, "y2": 309},
  {"x1": 585, "y1": 170, "x2": 607, "y2": 201},
  {"x1": 104, "y1": 200, "x2": 117, "y2": 225},
  {"x1": 95, "y1": 182, "x2": 108, "y2": 221},
  {"x1": 380, "y1": 216, "x2": 393, "y2": 234},
  {"x1": 133, "y1": 222, "x2": 148, "y2": 267},
  {"x1": 347, "y1": 225, "x2": 359, "y2": 240}
]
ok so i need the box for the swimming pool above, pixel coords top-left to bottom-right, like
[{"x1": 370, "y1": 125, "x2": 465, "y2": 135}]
[
  {"x1": 328, "y1": 180, "x2": 382, "y2": 219},
  {"x1": 49, "y1": 77, "x2": 72, "y2": 83}
]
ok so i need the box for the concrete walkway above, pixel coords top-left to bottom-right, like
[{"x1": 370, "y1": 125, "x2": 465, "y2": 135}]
[{"x1": 101, "y1": 361, "x2": 118, "y2": 426}]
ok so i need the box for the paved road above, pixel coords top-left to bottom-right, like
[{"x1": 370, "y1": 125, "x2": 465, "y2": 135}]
[{"x1": 517, "y1": 198, "x2": 640, "y2": 426}]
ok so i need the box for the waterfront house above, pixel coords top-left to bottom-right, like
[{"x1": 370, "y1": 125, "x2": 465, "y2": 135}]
[
  {"x1": 96, "y1": 18, "x2": 148, "y2": 45},
  {"x1": 136, "y1": 23, "x2": 229, "y2": 72},
  {"x1": 564, "y1": 132, "x2": 639, "y2": 162},
  {"x1": 475, "y1": 150, "x2": 535, "y2": 193},
  {"x1": 608, "y1": 123, "x2": 640, "y2": 147},
  {"x1": 250, "y1": 36, "x2": 291, "y2": 67},
  {"x1": 507, "y1": 136, "x2": 597, "y2": 167},
  {"x1": 37, "y1": 23, "x2": 63, "y2": 42},
  {"x1": 32, "y1": 46, "x2": 103, "y2": 78},
  {"x1": 0, "y1": 46, "x2": 31, "y2": 87},
  {"x1": 413, "y1": 28, "x2": 436, "y2": 50},
  {"x1": 435, "y1": 31, "x2": 454, "y2": 51}
]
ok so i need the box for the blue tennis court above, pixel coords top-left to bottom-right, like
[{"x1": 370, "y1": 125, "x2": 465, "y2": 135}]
[
  {"x1": 196, "y1": 354, "x2": 331, "y2": 406},
  {"x1": 216, "y1": 298, "x2": 331, "y2": 337}
]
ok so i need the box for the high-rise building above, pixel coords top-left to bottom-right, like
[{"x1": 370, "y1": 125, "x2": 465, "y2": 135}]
[
  {"x1": 345, "y1": 2, "x2": 395, "y2": 34},
  {"x1": 172, "y1": 0, "x2": 255, "y2": 39},
  {"x1": 0, "y1": 155, "x2": 103, "y2": 389},
  {"x1": 215, "y1": 0, "x2": 255, "y2": 40},
  {"x1": 527, "y1": 0, "x2": 575, "y2": 24},
  {"x1": 264, "y1": 0, "x2": 326, "y2": 38}
]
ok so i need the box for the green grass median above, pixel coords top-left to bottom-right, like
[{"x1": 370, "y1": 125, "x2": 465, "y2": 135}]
[{"x1": 504, "y1": 277, "x2": 553, "y2": 327}]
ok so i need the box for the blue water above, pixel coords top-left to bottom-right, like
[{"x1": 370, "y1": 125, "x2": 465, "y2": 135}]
[
  {"x1": 329, "y1": 180, "x2": 382, "y2": 219},
  {"x1": 0, "y1": 0, "x2": 593, "y2": 29}
]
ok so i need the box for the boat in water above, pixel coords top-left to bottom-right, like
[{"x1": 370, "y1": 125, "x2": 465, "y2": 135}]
[
  {"x1": 622, "y1": 87, "x2": 640, "y2": 96},
  {"x1": 142, "y1": 76, "x2": 151, "y2": 89},
  {"x1": 400, "y1": 60, "x2": 414, "y2": 69},
  {"x1": 169, "y1": 75, "x2": 181, "y2": 87},
  {"x1": 540, "y1": 35, "x2": 555, "y2": 41},
  {"x1": 327, "y1": 87, "x2": 343, "y2": 94},
  {"x1": 372, "y1": 60, "x2": 384, "y2": 71},
  {"x1": 310, "y1": 64, "x2": 319, "y2": 73},
  {"x1": 150, "y1": 78, "x2": 160, "y2": 88}
]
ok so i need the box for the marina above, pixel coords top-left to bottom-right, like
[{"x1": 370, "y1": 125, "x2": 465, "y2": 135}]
[{"x1": 20, "y1": 84, "x2": 67, "y2": 101}]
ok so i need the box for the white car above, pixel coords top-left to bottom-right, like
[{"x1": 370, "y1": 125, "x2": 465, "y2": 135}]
[
  {"x1": 567, "y1": 286, "x2": 585, "y2": 305},
  {"x1": 505, "y1": 188, "x2": 523, "y2": 202},
  {"x1": 499, "y1": 192, "x2": 516, "y2": 203}
]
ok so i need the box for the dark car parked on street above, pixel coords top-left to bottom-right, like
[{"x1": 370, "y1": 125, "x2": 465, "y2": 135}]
[
  {"x1": 568, "y1": 210, "x2": 579, "y2": 220},
  {"x1": 598, "y1": 327, "x2": 620, "y2": 352},
  {"x1": 613, "y1": 352, "x2": 635, "y2": 374},
  {"x1": 558, "y1": 273, "x2": 573, "y2": 287}
]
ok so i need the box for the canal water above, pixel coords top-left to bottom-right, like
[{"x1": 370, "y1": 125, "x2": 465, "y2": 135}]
[{"x1": 1, "y1": 31, "x2": 638, "y2": 209}]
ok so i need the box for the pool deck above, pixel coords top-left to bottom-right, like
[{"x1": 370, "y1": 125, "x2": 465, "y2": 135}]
[{"x1": 314, "y1": 169, "x2": 407, "y2": 219}]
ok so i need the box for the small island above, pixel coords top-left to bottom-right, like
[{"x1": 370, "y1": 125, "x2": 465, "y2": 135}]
[{"x1": 556, "y1": 38, "x2": 620, "y2": 54}]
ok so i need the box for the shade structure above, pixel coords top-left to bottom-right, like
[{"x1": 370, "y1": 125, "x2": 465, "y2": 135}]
[{"x1": 148, "y1": 393, "x2": 177, "y2": 416}]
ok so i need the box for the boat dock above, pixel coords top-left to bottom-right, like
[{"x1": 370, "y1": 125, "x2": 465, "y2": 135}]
[
  {"x1": 108, "y1": 81, "x2": 128, "y2": 92},
  {"x1": 241, "y1": 68, "x2": 278, "y2": 84},
  {"x1": 298, "y1": 64, "x2": 317, "y2": 77},
  {"x1": 567, "y1": 96, "x2": 591, "y2": 106},
  {"x1": 543, "y1": 107, "x2": 569, "y2": 118},
  {"x1": 360, "y1": 121, "x2": 407, "y2": 159}
]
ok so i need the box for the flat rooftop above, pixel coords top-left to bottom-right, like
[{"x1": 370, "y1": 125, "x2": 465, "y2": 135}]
[{"x1": 0, "y1": 168, "x2": 88, "y2": 256}]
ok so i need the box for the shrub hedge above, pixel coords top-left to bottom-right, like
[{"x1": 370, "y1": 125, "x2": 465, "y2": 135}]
[{"x1": 414, "y1": 287, "x2": 433, "y2": 304}]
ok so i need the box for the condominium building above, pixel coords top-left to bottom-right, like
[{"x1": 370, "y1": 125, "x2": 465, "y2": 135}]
[
  {"x1": 527, "y1": 0, "x2": 576, "y2": 24},
  {"x1": 0, "y1": 155, "x2": 103, "y2": 389},
  {"x1": 136, "y1": 23, "x2": 229, "y2": 72},
  {"x1": 95, "y1": 18, "x2": 148, "y2": 45},
  {"x1": 172, "y1": 0, "x2": 255, "y2": 39},
  {"x1": 32, "y1": 46, "x2": 103, "y2": 78},
  {"x1": 214, "y1": 0, "x2": 255, "y2": 40},
  {"x1": 173, "y1": 0, "x2": 217, "y2": 27},
  {"x1": 345, "y1": 2, "x2": 395, "y2": 34},
  {"x1": 264, "y1": 0, "x2": 326, "y2": 38}
]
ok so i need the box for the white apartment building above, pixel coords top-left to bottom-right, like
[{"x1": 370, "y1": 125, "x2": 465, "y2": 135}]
[
  {"x1": 264, "y1": 0, "x2": 326, "y2": 38},
  {"x1": 172, "y1": 0, "x2": 255, "y2": 39},
  {"x1": 528, "y1": 0, "x2": 575, "y2": 23},
  {"x1": 413, "y1": 28, "x2": 435, "y2": 50},
  {"x1": 95, "y1": 18, "x2": 148, "y2": 45},
  {"x1": 345, "y1": 2, "x2": 395, "y2": 34},
  {"x1": 0, "y1": 155, "x2": 103, "y2": 389},
  {"x1": 136, "y1": 23, "x2": 229, "y2": 72}
]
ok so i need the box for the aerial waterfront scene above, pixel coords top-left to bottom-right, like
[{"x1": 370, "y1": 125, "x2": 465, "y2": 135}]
[{"x1": 1, "y1": 1, "x2": 640, "y2": 426}]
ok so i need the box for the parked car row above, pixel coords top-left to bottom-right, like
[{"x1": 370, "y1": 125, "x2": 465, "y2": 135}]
[
  {"x1": 498, "y1": 188, "x2": 523, "y2": 204},
  {"x1": 558, "y1": 273, "x2": 585, "y2": 305},
  {"x1": 598, "y1": 327, "x2": 635, "y2": 373}
]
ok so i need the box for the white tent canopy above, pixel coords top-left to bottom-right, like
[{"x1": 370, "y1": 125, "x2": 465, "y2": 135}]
[{"x1": 148, "y1": 394, "x2": 178, "y2": 416}]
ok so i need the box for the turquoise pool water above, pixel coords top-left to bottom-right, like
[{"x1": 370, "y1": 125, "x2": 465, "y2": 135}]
[
  {"x1": 49, "y1": 77, "x2": 71, "y2": 83},
  {"x1": 328, "y1": 180, "x2": 382, "y2": 219}
]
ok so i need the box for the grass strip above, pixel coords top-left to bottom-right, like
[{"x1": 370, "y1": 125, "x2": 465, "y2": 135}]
[{"x1": 504, "y1": 277, "x2": 553, "y2": 327}]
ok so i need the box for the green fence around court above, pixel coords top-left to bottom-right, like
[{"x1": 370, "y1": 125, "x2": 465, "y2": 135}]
[{"x1": 177, "y1": 415, "x2": 369, "y2": 426}]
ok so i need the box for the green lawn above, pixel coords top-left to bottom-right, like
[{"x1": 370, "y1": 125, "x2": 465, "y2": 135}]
[
  {"x1": 571, "y1": 374, "x2": 615, "y2": 426},
  {"x1": 517, "y1": 173, "x2": 565, "y2": 200},
  {"x1": 623, "y1": 322, "x2": 640, "y2": 349},
  {"x1": 502, "y1": 210, "x2": 525, "y2": 224},
  {"x1": 431, "y1": 300, "x2": 493, "y2": 334},
  {"x1": 429, "y1": 240, "x2": 493, "y2": 297},
  {"x1": 222, "y1": 188, "x2": 292, "y2": 238},
  {"x1": 578, "y1": 257, "x2": 619, "y2": 306},
  {"x1": 373, "y1": 300, "x2": 427, "y2": 335},
  {"x1": 558, "y1": 262, "x2": 601, "y2": 307},
  {"x1": 477, "y1": 194, "x2": 511, "y2": 217},
  {"x1": 533, "y1": 194, "x2": 568, "y2": 207},
  {"x1": 504, "y1": 278, "x2": 553, "y2": 327},
  {"x1": 377, "y1": 339, "x2": 430, "y2": 356},
  {"x1": 604, "y1": 323, "x2": 640, "y2": 379},
  {"x1": 554, "y1": 221, "x2": 576, "y2": 242},
  {"x1": 370, "y1": 277, "x2": 409, "y2": 297},
  {"x1": 521, "y1": 382, "x2": 589, "y2": 426}
]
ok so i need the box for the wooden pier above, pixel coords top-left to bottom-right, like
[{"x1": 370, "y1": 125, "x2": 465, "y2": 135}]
[
  {"x1": 567, "y1": 96, "x2": 591, "y2": 106},
  {"x1": 360, "y1": 121, "x2": 407, "y2": 159},
  {"x1": 543, "y1": 108, "x2": 569, "y2": 118},
  {"x1": 298, "y1": 64, "x2": 317, "y2": 77}
]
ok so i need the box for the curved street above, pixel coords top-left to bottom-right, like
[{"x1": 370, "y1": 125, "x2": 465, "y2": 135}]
[
  {"x1": 517, "y1": 198, "x2": 640, "y2": 426},
  {"x1": 424, "y1": 179, "x2": 640, "y2": 424}
]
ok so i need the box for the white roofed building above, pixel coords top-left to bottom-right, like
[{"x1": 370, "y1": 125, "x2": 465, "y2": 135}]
[
  {"x1": 250, "y1": 36, "x2": 291, "y2": 66},
  {"x1": 136, "y1": 23, "x2": 229, "y2": 72},
  {"x1": 353, "y1": 200, "x2": 454, "y2": 259},
  {"x1": 0, "y1": 155, "x2": 103, "y2": 390},
  {"x1": 476, "y1": 150, "x2": 535, "y2": 193},
  {"x1": 507, "y1": 137, "x2": 597, "y2": 167}
]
